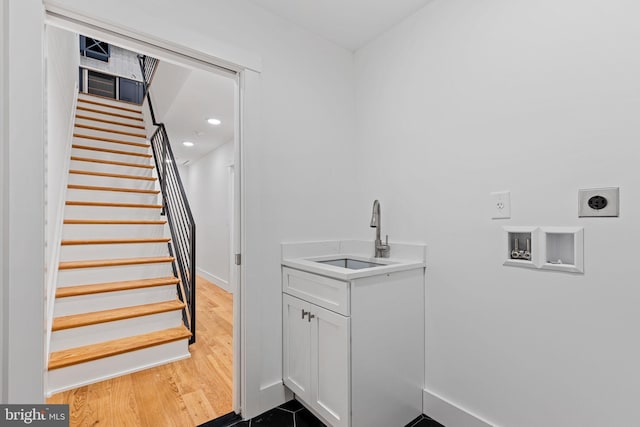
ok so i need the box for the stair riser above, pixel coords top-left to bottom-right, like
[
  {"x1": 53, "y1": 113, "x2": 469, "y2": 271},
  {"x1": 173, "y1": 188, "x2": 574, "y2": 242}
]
[
  {"x1": 47, "y1": 339, "x2": 190, "y2": 396},
  {"x1": 54, "y1": 285, "x2": 178, "y2": 315},
  {"x1": 76, "y1": 101, "x2": 143, "y2": 120},
  {"x1": 50, "y1": 310, "x2": 183, "y2": 352},
  {"x1": 74, "y1": 117, "x2": 146, "y2": 135},
  {"x1": 71, "y1": 147, "x2": 151, "y2": 165},
  {"x1": 60, "y1": 242, "x2": 170, "y2": 261},
  {"x1": 67, "y1": 174, "x2": 157, "y2": 190},
  {"x1": 66, "y1": 188, "x2": 159, "y2": 204},
  {"x1": 72, "y1": 137, "x2": 150, "y2": 155},
  {"x1": 62, "y1": 223, "x2": 168, "y2": 240},
  {"x1": 57, "y1": 262, "x2": 174, "y2": 287},
  {"x1": 69, "y1": 159, "x2": 154, "y2": 177},
  {"x1": 64, "y1": 205, "x2": 162, "y2": 220},
  {"x1": 78, "y1": 93, "x2": 144, "y2": 111}
]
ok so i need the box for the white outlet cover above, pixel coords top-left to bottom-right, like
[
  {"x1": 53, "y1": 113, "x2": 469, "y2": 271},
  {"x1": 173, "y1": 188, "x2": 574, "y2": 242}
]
[
  {"x1": 490, "y1": 191, "x2": 511, "y2": 219},
  {"x1": 578, "y1": 187, "x2": 619, "y2": 217}
]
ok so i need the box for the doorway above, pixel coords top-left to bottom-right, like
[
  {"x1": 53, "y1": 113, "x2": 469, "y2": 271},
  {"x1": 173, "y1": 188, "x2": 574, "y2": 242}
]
[{"x1": 43, "y1": 16, "x2": 245, "y2": 425}]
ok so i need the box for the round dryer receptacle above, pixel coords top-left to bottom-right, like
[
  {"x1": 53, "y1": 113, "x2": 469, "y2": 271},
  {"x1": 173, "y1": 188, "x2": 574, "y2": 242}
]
[{"x1": 588, "y1": 195, "x2": 608, "y2": 210}]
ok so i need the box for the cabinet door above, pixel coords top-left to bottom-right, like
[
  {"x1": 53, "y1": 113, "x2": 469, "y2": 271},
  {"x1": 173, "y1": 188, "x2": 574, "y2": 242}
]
[
  {"x1": 311, "y1": 304, "x2": 350, "y2": 427},
  {"x1": 283, "y1": 294, "x2": 312, "y2": 401}
]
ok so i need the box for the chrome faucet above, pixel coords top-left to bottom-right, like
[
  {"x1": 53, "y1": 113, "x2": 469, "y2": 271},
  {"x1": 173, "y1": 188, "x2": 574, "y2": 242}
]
[{"x1": 370, "y1": 200, "x2": 390, "y2": 258}]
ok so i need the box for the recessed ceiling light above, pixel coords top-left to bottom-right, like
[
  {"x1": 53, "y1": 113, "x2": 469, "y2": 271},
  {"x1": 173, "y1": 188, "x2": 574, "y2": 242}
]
[
  {"x1": 207, "y1": 118, "x2": 221, "y2": 126},
  {"x1": 183, "y1": 141, "x2": 195, "y2": 147}
]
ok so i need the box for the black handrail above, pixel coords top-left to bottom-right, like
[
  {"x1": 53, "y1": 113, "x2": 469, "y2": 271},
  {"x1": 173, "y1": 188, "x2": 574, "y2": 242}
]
[{"x1": 138, "y1": 55, "x2": 196, "y2": 344}]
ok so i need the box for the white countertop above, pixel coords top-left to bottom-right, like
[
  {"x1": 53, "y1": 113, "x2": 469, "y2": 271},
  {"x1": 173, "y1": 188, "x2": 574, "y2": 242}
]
[{"x1": 281, "y1": 240, "x2": 426, "y2": 280}]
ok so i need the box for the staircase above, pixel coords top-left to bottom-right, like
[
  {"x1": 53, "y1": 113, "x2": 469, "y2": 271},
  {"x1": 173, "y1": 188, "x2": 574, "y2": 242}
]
[{"x1": 47, "y1": 92, "x2": 192, "y2": 395}]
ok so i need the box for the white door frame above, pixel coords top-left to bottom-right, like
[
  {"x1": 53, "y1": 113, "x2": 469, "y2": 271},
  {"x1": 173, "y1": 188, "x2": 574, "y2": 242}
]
[
  {"x1": 0, "y1": 0, "x2": 6, "y2": 404},
  {"x1": 228, "y1": 162, "x2": 241, "y2": 411},
  {"x1": 2, "y1": 0, "x2": 47, "y2": 403},
  {"x1": 43, "y1": 7, "x2": 258, "y2": 416}
]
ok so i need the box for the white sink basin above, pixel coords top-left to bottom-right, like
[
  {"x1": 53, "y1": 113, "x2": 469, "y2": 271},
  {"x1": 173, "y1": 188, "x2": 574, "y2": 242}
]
[
  {"x1": 281, "y1": 240, "x2": 426, "y2": 280},
  {"x1": 315, "y1": 257, "x2": 387, "y2": 270}
]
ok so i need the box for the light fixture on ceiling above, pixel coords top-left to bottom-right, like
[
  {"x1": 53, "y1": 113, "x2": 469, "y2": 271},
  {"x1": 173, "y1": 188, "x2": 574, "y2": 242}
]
[
  {"x1": 207, "y1": 118, "x2": 221, "y2": 126},
  {"x1": 183, "y1": 141, "x2": 195, "y2": 147}
]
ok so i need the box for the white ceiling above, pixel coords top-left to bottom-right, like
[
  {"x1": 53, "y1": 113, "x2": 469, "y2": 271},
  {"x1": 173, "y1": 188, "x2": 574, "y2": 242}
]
[
  {"x1": 147, "y1": 1, "x2": 435, "y2": 163},
  {"x1": 247, "y1": 0, "x2": 434, "y2": 51},
  {"x1": 157, "y1": 66, "x2": 235, "y2": 165}
]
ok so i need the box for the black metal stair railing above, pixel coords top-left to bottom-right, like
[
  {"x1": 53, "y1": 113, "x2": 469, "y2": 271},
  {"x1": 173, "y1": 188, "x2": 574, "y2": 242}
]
[
  {"x1": 140, "y1": 56, "x2": 158, "y2": 90},
  {"x1": 138, "y1": 55, "x2": 196, "y2": 344}
]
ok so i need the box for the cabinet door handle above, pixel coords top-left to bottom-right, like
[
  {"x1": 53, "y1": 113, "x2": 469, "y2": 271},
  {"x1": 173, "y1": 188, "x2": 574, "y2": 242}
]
[
  {"x1": 301, "y1": 309, "x2": 310, "y2": 319},
  {"x1": 308, "y1": 313, "x2": 315, "y2": 322}
]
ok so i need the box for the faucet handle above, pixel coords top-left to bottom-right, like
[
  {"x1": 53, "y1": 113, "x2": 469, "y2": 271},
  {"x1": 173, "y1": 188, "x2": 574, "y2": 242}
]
[{"x1": 376, "y1": 235, "x2": 391, "y2": 258}]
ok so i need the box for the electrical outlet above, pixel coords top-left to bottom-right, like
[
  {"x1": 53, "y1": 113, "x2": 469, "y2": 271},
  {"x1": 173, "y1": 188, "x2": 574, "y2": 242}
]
[
  {"x1": 490, "y1": 191, "x2": 511, "y2": 219},
  {"x1": 578, "y1": 187, "x2": 619, "y2": 217}
]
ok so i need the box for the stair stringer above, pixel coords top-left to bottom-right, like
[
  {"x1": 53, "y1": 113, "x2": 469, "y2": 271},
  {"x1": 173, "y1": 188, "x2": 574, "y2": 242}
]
[{"x1": 46, "y1": 84, "x2": 80, "y2": 362}]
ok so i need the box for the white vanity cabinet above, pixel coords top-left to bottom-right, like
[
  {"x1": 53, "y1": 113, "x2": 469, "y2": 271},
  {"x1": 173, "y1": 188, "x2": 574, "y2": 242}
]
[
  {"x1": 283, "y1": 293, "x2": 350, "y2": 427},
  {"x1": 282, "y1": 260, "x2": 425, "y2": 427}
]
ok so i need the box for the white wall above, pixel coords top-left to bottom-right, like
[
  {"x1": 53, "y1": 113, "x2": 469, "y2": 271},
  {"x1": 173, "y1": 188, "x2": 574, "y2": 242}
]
[
  {"x1": 145, "y1": 61, "x2": 191, "y2": 128},
  {"x1": 3, "y1": 0, "x2": 46, "y2": 402},
  {"x1": 43, "y1": 0, "x2": 359, "y2": 416},
  {"x1": 354, "y1": 1, "x2": 640, "y2": 426},
  {"x1": 185, "y1": 141, "x2": 234, "y2": 292},
  {"x1": 44, "y1": 26, "x2": 79, "y2": 357}
]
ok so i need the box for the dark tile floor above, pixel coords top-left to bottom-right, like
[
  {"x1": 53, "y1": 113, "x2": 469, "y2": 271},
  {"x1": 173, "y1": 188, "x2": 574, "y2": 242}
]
[
  {"x1": 405, "y1": 414, "x2": 446, "y2": 427},
  {"x1": 199, "y1": 400, "x2": 445, "y2": 427},
  {"x1": 198, "y1": 400, "x2": 324, "y2": 427}
]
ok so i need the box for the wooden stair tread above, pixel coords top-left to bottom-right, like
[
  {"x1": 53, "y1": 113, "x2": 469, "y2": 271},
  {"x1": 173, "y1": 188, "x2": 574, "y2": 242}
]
[
  {"x1": 66, "y1": 201, "x2": 162, "y2": 209},
  {"x1": 69, "y1": 169, "x2": 157, "y2": 181},
  {"x1": 74, "y1": 133, "x2": 149, "y2": 149},
  {"x1": 62, "y1": 237, "x2": 170, "y2": 245},
  {"x1": 59, "y1": 256, "x2": 174, "y2": 270},
  {"x1": 76, "y1": 106, "x2": 144, "y2": 122},
  {"x1": 64, "y1": 219, "x2": 166, "y2": 225},
  {"x1": 79, "y1": 92, "x2": 145, "y2": 107},
  {"x1": 78, "y1": 97, "x2": 142, "y2": 114},
  {"x1": 72, "y1": 144, "x2": 152, "y2": 158},
  {"x1": 75, "y1": 124, "x2": 147, "y2": 139},
  {"x1": 70, "y1": 156, "x2": 154, "y2": 169},
  {"x1": 67, "y1": 184, "x2": 160, "y2": 194},
  {"x1": 48, "y1": 326, "x2": 191, "y2": 370},
  {"x1": 52, "y1": 300, "x2": 185, "y2": 331},
  {"x1": 56, "y1": 277, "x2": 180, "y2": 298},
  {"x1": 75, "y1": 114, "x2": 146, "y2": 130}
]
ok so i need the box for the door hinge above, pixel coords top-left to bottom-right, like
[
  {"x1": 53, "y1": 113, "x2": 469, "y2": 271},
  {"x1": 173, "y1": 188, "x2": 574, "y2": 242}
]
[{"x1": 235, "y1": 253, "x2": 241, "y2": 265}]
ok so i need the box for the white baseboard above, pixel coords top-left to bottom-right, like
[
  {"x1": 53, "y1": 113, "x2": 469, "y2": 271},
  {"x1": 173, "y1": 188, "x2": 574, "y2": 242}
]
[
  {"x1": 423, "y1": 388, "x2": 494, "y2": 427},
  {"x1": 197, "y1": 267, "x2": 232, "y2": 293}
]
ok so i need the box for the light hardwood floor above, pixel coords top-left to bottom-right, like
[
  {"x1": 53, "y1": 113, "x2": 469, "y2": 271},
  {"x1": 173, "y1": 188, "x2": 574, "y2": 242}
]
[{"x1": 47, "y1": 276, "x2": 233, "y2": 427}]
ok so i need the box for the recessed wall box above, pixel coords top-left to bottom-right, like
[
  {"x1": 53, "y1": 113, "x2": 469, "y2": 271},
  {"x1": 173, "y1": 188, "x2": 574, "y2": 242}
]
[
  {"x1": 503, "y1": 226, "x2": 540, "y2": 269},
  {"x1": 578, "y1": 187, "x2": 619, "y2": 217},
  {"x1": 540, "y1": 227, "x2": 584, "y2": 273}
]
